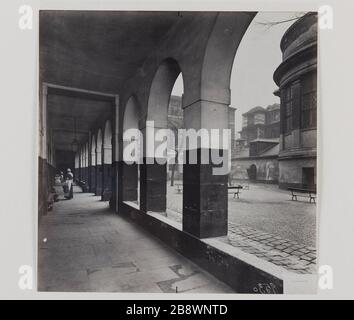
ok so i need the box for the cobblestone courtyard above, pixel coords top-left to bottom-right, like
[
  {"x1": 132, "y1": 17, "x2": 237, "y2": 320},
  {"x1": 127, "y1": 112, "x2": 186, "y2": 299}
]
[{"x1": 166, "y1": 181, "x2": 317, "y2": 274}]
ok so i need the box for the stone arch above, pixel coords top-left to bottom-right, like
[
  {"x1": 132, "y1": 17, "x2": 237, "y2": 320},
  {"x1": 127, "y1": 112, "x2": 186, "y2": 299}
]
[
  {"x1": 139, "y1": 58, "x2": 185, "y2": 213},
  {"x1": 115, "y1": 13, "x2": 258, "y2": 238},
  {"x1": 121, "y1": 95, "x2": 141, "y2": 204},
  {"x1": 180, "y1": 13, "x2": 255, "y2": 238},
  {"x1": 123, "y1": 95, "x2": 141, "y2": 131},
  {"x1": 200, "y1": 12, "x2": 256, "y2": 105},
  {"x1": 146, "y1": 58, "x2": 183, "y2": 128}
]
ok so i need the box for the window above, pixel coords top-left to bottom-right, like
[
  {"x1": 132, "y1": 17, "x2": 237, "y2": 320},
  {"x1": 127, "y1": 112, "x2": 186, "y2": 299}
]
[
  {"x1": 283, "y1": 85, "x2": 294, "y2": 134},
  {"x1": 254, "y1": 113, "x2": 265, "y2": 125},
  {"x1": 268, "y1": 110, "x2": 280, "y2": 123},
  {"x1": 242, "y1": 116, "x2": 248, "y2": 128},
  {"x1": 273, "y1": 110, "x2": 280, "y2": 122},
  {"x1": 301, "y1": 74, "x2": 317, "y2": 129}
]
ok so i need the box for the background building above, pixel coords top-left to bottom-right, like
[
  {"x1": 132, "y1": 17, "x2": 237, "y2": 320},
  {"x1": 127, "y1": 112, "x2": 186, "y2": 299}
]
[
  {"x1": 167, "y1": 95, "x2": 184, "y2": 181},
  {"x1": 238, "y1": 104, "x2": 280, "y2": 143},
  {"x1": 273, "y1": 12, "x2": 317, "y2": 190},
  {"x1": 231, "y1": 103, "x2": 280, "y2": 183}
]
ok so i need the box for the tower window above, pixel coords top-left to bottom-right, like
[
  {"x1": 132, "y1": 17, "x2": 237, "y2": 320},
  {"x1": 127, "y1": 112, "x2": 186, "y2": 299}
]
[
  {"x1": 283, "y1": 85, "x2": 294, "y2": 134},
  {"x1": 301, "y1": 73, "x2": 317, "y2": 129}
]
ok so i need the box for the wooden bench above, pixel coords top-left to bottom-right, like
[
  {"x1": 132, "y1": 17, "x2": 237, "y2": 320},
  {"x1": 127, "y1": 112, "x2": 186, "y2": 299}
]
[
  {"x1": 228, "y1": 185, "x2": 243, "y2": 199},
  {"x1": 175, "y1": 183, "x2": 183, "y2": 194},
  {"x1": 288, "y1": 188, "x2": 316, "y2": 203}
]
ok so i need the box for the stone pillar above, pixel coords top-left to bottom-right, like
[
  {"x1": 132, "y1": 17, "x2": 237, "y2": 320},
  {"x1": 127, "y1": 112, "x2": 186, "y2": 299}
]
[
  {"x1": 90, "y1": 149, "x2": 96, "y2": 193},
  {"x1": 90, "y1": 164, "x2": 96, "y2": 194},
  {"x1": 110, "y1": 161, "x2": 118, "y2": 209},
  {"x1": 95, "y1": 146, "x2": 103, "y2": 196},
  {"x1": 78, "y1": 149, "x2": 82, "y2": 181},
  {"x1": 102, "y1": 144, "x2": 112, "y2": 201},
  {"x1": 121, "y1": 162, "x2": 138, "y2": 201},
  {"x1": 140, "y1": 158, "x2": 166, "y2": 212},
  {"x1": 86, "y1": 143, "x2": 90, "y2": 189},
  {"x1": 82, "y1": 144, "x2": 89, "y2": 191},
  {"x1": 182, "y1": 100, "x2": 229, "y2": 238},
  {"x1": 110, "y1": 96, "x2": 119, "y2": 211},
  {"x1": 139, "y1": 122, "x2": 167, "y2": 212},
  {"x1": 38, "y1": 84, "x2": 48, "y2": 218},
  {"x1": 83, "y1": 146, "x2": 86, "y2": 184},
  {"x1": 81, "y1": 149, "x2": 85, "y2": 182}
]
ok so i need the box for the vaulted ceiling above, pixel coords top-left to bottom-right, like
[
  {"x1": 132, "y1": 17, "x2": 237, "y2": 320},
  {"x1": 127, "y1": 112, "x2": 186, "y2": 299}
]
[
  {"x1": 47, "y1": 92, "x2": 112, "y2": 151},
  {"x1": 40, "y1": 11, "x2": 182, "y2": 151},
  {"x1": 40, "y1": 10, "x2": 181, "y2": 93}
]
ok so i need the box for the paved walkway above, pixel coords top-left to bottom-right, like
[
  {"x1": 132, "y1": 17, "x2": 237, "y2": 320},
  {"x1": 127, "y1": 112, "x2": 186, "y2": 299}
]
[
  {"x1": 166, "y1": 182, "x2": 317, "y2": 274},
  {"x1": 38, "y1": 187, "x2": 233, "y2": 293}
]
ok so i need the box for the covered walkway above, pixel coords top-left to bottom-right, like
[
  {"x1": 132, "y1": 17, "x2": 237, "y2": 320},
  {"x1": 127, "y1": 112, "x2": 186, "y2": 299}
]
[
  {"x1": 38, "y1": 11, "x2": 317, "y2": 293},
  {"x1": 38, "y1": 186, "x2": 233, "y2": 293}
]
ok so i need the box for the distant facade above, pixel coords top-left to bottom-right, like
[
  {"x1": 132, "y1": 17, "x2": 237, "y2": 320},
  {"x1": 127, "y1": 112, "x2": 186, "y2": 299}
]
[
  {"x1": 168, "y1": 95, "x2": 183, "y2": 126},
  {"x1": 167, "y1": 95, "x2": 184, "y2": 180},
  {"x1": 239, "y1": 104, "x2": 280, "y2": 142},
  {"x1": 273, "y1": 12, "x2": 317, "y2": 189},
  {"x1": 231, "y1": 104, "x2": 280, "y2": 183},
  {"x1": 231, "y1": 13, "x2": 317, "y2": 189}
]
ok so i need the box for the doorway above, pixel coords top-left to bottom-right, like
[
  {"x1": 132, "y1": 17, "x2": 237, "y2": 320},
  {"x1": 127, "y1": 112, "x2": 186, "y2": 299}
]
[{"x1": 302, "y1": 167, "x2": 315, "y2": 189}]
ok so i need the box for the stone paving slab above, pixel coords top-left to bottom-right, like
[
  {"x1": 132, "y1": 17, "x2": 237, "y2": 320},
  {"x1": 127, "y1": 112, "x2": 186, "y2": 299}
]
[{"x1": 38, "y1": 189, "x2": 232, "y2": 293}]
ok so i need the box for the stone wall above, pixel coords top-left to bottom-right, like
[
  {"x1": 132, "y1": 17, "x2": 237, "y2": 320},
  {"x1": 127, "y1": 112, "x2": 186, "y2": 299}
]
[
  {"x1": 231, "y1": 157, "x2": 279, "y2": 183},
  {"x1": 278, "y1": 157, "x2": 316, "y2": 189},
  {"x1": 120, "y1": 202, "x2": 284, "y2": 293}
]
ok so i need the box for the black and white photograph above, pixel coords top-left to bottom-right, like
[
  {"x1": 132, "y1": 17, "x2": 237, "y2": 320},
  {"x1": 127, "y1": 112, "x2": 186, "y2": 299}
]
[
  {"x1": 37, "y1": 10, "x2": 318, "y2": 294},
  {"x1": 3, "y1": 0, "x2": 354, "y2": 305}
]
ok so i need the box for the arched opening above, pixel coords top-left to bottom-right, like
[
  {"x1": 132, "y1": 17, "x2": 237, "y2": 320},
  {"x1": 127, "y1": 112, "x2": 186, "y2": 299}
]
[
  {"x1": 122, "y1": 96, "x2": 141, "y2": 206},
  {"x1": 81, "y1": 146, "x2": 85, "y2": 183},
  {"x1": 74, "y1": 152, "x2": 80, "y2": 181},
  {"x1": 229, "y1": 12, "x2": 302, "y2": 189},
  {"x1": 95, "y1": 129, "x2": 103, "y2": 196},
  {"x1": 144, "y1": 58, "x2": 183, "y2": 216},
  {"x1": 102, "y1": 120, "x2": 113, "y2": 201},
  {"x1": 248, "y1": 164, "x2": 257, "y2": 181},
  {"x1": 90, "y1": 134, "x2": 96, "y2": 194},
  {"x1": 226, "y1": 12, "x2": 316, "y2": 256},
  {"x1": 81, "y1": 143, "x2": 88, "y2": 188},
  {"x1": 166, "y1": 73, "x2": 184, "y2": 221}
]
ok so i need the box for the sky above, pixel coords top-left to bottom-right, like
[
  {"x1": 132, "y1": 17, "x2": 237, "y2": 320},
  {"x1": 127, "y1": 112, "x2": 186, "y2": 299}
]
[{"x1": 171, "y1": 12, "x2": 304, "y2": 138}]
